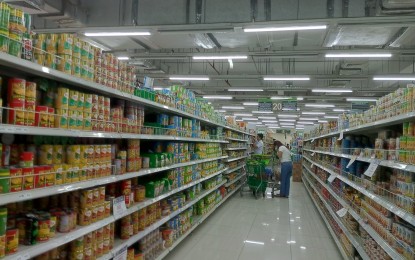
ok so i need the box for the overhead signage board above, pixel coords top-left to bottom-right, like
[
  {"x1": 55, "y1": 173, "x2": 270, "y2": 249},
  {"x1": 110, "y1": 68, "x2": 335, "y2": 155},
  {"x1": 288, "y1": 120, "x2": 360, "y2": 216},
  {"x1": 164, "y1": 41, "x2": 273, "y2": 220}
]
[
  {"x1": 273, "y1": 98, "x2": 298, "y2": 111},
  {"x1": 351, "y1": 101, "x2": 370, "y2": 112},
  {"x1": 258, "y1": 98, "x2": 272, "y2": 111}
]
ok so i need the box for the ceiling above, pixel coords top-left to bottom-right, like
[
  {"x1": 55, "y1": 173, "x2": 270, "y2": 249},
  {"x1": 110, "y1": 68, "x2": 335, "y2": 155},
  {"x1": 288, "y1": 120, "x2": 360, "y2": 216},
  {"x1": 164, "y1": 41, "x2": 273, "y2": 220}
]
[{"x1": 17, "y1": 0, "x2": 415, "y2": 128}]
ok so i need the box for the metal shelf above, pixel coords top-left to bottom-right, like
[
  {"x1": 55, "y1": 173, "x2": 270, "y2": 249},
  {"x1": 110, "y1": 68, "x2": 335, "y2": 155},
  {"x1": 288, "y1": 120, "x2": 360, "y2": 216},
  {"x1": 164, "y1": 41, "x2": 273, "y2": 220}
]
[
  {"x1": 303, "y1": 156, "x2": 415, "y2": 226},
  {"x1": 0, "y1": 156, "x2": 228, "y2": 206},
  {"x1": 155, "y1": 182, "x2": 243, "y2": 260},
  {"x1": 303, "y1": 168, "x2": 404, "y2": 260},
  {"x1": 225, "y1": 173, "x2": 246, "y2": 187},
  {"x1": 302, "y1": 175, "x2": 358, "y2": 260},
  {"x1": 226, "y1": 164, "x2": 245, "y2": 175},
  {"x1": 224, "y1": 147, "x2": 248, "y2": 151},
  {"x1": 224, "y1": 155, "x2": 248, "y2": 163},
  {"x1": 0, "y1": 52, "x2": 250, "y2": 135},
  {"x1": 225, "y1": 137, "x2": 249, "y2": 142},
  {"x1": 0, "y1": 124, "x2": 228, "y2": 143},
  {"x1": 304, "y1": 148, "x2": 409, "y2": 171},
  {"x1": 101, "y1": 180, "x2": 227, "y2": 260},
  {"x1": 304, "y1": 111, "x2": 415, "y2": 142}
]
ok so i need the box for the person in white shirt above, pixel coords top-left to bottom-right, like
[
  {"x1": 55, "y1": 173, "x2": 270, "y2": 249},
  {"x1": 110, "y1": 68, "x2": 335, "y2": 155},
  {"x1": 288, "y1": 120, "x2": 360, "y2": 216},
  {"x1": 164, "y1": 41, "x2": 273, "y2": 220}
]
[
  {"x1": 252, "y1": 134, "x2": 264, "y2": 155},
  {"x1": 274, "y1": 140, "x2": 292, "y2": 198}
]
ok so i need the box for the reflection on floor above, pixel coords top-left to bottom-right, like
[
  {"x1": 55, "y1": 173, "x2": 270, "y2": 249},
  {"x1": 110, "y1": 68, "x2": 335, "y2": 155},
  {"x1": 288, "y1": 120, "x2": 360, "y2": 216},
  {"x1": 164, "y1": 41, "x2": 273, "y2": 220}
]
[{"x1": 165, "y1": 182, "x2": 343, "y2": 260}]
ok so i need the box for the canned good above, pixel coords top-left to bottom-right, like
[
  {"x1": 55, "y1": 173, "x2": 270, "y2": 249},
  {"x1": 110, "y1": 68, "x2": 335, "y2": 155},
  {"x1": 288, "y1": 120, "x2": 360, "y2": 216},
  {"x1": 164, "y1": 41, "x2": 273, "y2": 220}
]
[
  {"x1": 22, "y1": 167, "x2": 34, "y2": 190},
  {"x1": 44, "y1": 53, "x2": 56, "y2": 69},
  {"x1": 9, "y1": 167, "x2": 22, "y2": 192},
  {"x1": 55, "y1": 108, "x2": 68, "y2": 128},
  {"x1": 57, "y1": 34, "x2": 73, "y2": 55},
  {"x1": 5, "y1": 229, "x2": 18, "y2": 255},
  {"x1": 56, "y1": 54, "x2": 72, "y2": 74},
  {"x1": 39, "y1": 145, "x2": 53, "y2": 165}
]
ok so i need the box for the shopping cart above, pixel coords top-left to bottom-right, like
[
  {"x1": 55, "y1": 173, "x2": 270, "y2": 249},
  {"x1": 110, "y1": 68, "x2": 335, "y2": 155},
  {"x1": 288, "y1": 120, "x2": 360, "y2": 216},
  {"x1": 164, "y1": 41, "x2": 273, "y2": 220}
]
[{"x1": 239, "y1": 156, "x2": 268, "y2": 199}]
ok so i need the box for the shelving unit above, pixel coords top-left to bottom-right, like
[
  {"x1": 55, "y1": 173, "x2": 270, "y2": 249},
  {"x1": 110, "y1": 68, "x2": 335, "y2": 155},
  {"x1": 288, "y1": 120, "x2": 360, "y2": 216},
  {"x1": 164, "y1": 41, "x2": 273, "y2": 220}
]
[{"x1": 302, "y1": 107, "x2": 415, "y2": 260}]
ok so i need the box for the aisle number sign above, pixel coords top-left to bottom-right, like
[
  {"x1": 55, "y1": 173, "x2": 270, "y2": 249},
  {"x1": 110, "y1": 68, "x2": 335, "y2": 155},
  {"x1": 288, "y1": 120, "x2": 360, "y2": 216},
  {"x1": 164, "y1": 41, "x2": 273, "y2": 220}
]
[{"x1": 273, "y1": 98, "x2": 298, "y2": 111}]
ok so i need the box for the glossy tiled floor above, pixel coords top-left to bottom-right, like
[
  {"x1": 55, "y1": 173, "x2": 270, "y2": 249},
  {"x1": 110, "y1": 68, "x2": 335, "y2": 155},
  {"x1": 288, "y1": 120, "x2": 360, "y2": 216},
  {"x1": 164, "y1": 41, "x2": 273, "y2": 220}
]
[{"x1": 165, "y1": 182, "x2": 343, "y2": 260}]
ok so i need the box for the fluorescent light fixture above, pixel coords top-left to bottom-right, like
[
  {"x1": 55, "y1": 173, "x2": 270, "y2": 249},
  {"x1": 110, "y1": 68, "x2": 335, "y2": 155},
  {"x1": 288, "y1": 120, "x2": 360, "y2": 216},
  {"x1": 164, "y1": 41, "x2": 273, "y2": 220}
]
[
  {"x1": 346, "y1": 98, "x2": 377, "y2": 102},
  {"x1": 203, "y1": 96, "x2": 232, "y2": 99},
  {"x1": 228, "y1": 88, "x2": 263, "y2": 92},
  {"x1": 258, "y1": 116, "x2": 276, "y2": 119},
  {"x1": 312, "y1": 89, "x2": 352, "y2": 93},
  {"x1": 234, "y1": 113, "x2": 253, "y2": 116},
  {"x1": 256, "y1": 124, "x2": 263, "y2": 126},
  {"x1": 252, "y1": 111, "x2": 273, "y2": 114},
  {"x1": 265, "y1": 124, "x2": 279, "y2": 126},
  {"x1": 271, "y1": 96, "x2": 290, "y2": 100},
  {"x1": 299, "y1": 117, "x2": 319, "y2": 121},
  {"x1": 117, "y1": 57, "x2": 129, "y2": 60},
  {"x1": 222, "y1": 106, "x2": 244, "y2": 109},
  {"x1": 297, "y1": 97, "x2": 304, "y2": 101},
  {"x1": 333, "y1": 109, "x2": 350, "y2": 112},
  {"x1": 236, "y1": 119, "x2": 243, "y2": 122},
  {"x1": 208, "y1": 102, "x2": 212, "y2": 104},
  {"x1": 297, "y1": 121, "x2": 315, "y2": 125},
  {"x1": 243, "y1": 102, "x2": 258, "y2": 106},
  {"x1": 268, "y1": 126, "x2": 280, "y2": 129},
  {"x1": 278, "y1": 114, "x2": 298, "y2": 118},
  {"x1": 279, "y1": 119, "x2": 296, "y2": 122},
  {"x1": 325, "y1": 53, "x2": 392, "y2": 58},
  {"x1": 244, "y1": 25, "x2": 327, "y2": 33},
  {"x1": 242, "y1": 118, "x2": 258, "y2": 121},
  {"x1": 305, "y1": 104, "x2": 335, "y2": 108},
  {"x1": 171, "y1": 76, "x2": 209, "y2": 81},
  {"x1": 296, "y1": 125, "x2": 305, "y2": 127},
  {"x1": 296, "y1": 127, "x2": 304, "y2": 130},
  {"x1": 318, "y1": 120, "x2": 328, "y2": 123},
  {"x1": 264, "y1": 76, "x2": 310, "y2": 81},
  {"x1": 193, "y1": 55, "x2": 248, "y2": 60},
  {"x1": 262, "y1": 120, "x2": 278, "y2": 123},
  {"x1": 324, "y1": 116, "x2": 339, "y2": 119},
  {"x1": 84, "y1": 31, "x2": 151, "y2": 36},
  {"x1": 280, "y1": 122, "x2": 295, "y2": 125},
  {"x1": 214, "y1": 110, "x2": 226, "y2": 113},
  {"x1": 373, "y1": 76, "x2": 415, "y2": 81},
  {"x1": 153, "y1": 87, "x2": 164, "y2": 90},
  {"x1": 302, "y1": 112, "x2": 325, "y2": 115},
  {"x1": 283, "y1": 108, "x2": 300, "y2": 111}
]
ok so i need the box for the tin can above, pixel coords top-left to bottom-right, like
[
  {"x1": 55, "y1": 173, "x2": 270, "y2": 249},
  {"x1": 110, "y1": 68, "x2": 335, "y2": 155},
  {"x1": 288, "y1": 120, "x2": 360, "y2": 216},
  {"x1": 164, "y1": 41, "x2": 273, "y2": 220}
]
[
  {"x1": 9, "y1": 167, "x2": 22, "y2": 192},
  {"x1": 39, "y1": 145, "x2": 53, "y2": 165},
  {"x1": 5, "y1": 229, "x2": 18, "y2": 255},
  {"x1": 44, "y1": 53, "x2": 56, "y2": 69},
  {"x1": 0, "y1": 169, "x2": 9, "y2": 194},
  {"x1": 37, "y1": 216, "x2": 50, "y2": 242},
  {"x1": 0, "y1": 35, "x2": 9, "y2": 53},
  {"x1": 48, "y1": 107, "x2": 54, "y2": 128},
  {"x1": 8, "y1": 40, "x2": 21, "y2": 57},
  {"x1": 21, "y1": 38, "x2": 32, "y2": 61},
  {"x1": 69, "y1": 90, "x2": 78, "y2": 110},
  {"x1": 55, "y1": 108, "x2": 68, "y2": 128},
  {"x1": 72, "y1": 37, "x2": 81, "y2": 58},
  {"x1": 81, "y1": 41, "x2": 90, "y2": 62},
  {"x1": 22, "y1": 167, "x2": 34, "y2": 190},
  {"x1": 57, "y1": 34, "x2": 73, "y2": 55},
  {"x1": 8, "y1": 78, "x2": 25, "y2": 103},
  {"x1": 72, "y1": 57, "x2": 81, "y2": 78},
  {"x1": 44, "y1": 165, "x2": 55, "y2": 187},
  {"x1": 68, "y1": 110, "x2": 77, "y2": 129},
  {"x1": 34, "y1": 106, "x2": 48, "y2": 127},
  {"x1": 34, "y1": 166, "x2": 45, "y2": 188},
  {"x1": 53, "y1": 164, "x2": 63, "y2": 185},
  {"x1": 55, "y1": 87, "x2": 69, "y2": 109},
  {"x1": 33, "y1": 52, "x2": 44, "y2": 66},
  {"x1": 56, "y1": 54, "x2": 72, "y2": 75}
]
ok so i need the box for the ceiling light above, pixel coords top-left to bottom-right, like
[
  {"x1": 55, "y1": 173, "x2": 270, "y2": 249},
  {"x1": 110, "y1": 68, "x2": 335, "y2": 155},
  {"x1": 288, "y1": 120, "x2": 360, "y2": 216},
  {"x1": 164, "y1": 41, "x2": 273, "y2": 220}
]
[
  {"x1": 243, "y1": 102, "x2": 258, "y2": 106},
  {"x1": 268, "y1": 126, "x2": 280, "y2": 129},
  {"x1": 333, "y1": 109, "x2": 350, "y2": 112},
  {"x1": 222, "y1": 106, "x2": 244, "y2": 109},
  {"x1": 296, "y1": 127, "x2": 304, "y2": 130},
  {"x1": 297, "y1": 97, "x2": 304, "y2": 101},
  {"x1": 346, "y1": 98, "x2": 377, "y2": 102},
  {"x1": 258, "y1": 116, "x2": 276, "y2": 119},
  {"x1": 280, "y1": 122, "x2": 295, "y2": 125},
  {"x1": 296, "y1": 125, "x2": 305, "y2": 127},
  {"x1": 278, "y1": 115, "x2": 298, "y2": 118},
  {"x1": 264, "y1": 76, "x2": 310, "y2": 81},
  {"x1": 193, "y1": 55, "x2": 248, "y2": 60},
  {"x1": 242, "y1": 118, "x2": 258, "y2": 121},
  {"x1": 117, "y1": 56, "x2": 129, "y2": 60},
  {"x1": 244, "y1": 25, "x2": 327, "y2": 33},
  {"x1": 279, "y1": 119, "x2": 296, "y2": 122},
  {"x1": 271, "y1": 96, "x2": 290, "y2": 100},
  {"x1": 302, "y1": 112, "x2": 325, "y2": 115},
  {"x1": 84, "y1": 31, "x2": 151, "y2": 36},
  {"x1": 234, "y1": 113, "x2": 253, "y2": 116},
  {"x1": 236, "y1": 119, "x2": 243, "y2": 122},
  {"x1": 325, "y1": 53, "x2": 392, "y2": 58},
  {"x1": 299, "y1": 117, "x2": 319, "y2": 121},
  {"x1": 153, "y1": 87, "x2": 164, "y2": 90},
  {"x1": 228, "y1": 88, "x2": 263, "y2": 92},
  {"x1": 214, "y1": 110, "x2": 226, "y2": 113},
  {"x1": 305, "y1": 104, "x2": 335, "y2": 108},
  {"x1": 283, "y1": 108, "x2": 300, "y2": 111},
  {"x1": 262, "y1": 120, "x2": 278, "y2": 123},
  {"x1": 170, "y1": 76, "x2": 209, "y2": 81},
  {"x1": 252, "y1": 111, "x2": 273, "y2": 114},
  {"x1": 208, "y1": 102, "x2": 212, "y2": 104},
  {"x1": 297, "y1": 121, "x2": 315, "y2": 125},
  {"x1": 203, "y1": 96, "x2": 232, "y2": 99},
  {"x1": 265, "y1": 124, "x2": 279, "y2": 126},
  {"x1": 312, "y1": 89, "x2": 352, "y2": 93},
  {"x1": 318, "y1": 120, "x2": 328, "y2": 123},
  {"x1": 324, "y1": 116, "x2": 339, "y2": 119},
  {"x1": 373, "y1": 76, "x2": 415, "y2": 81}
]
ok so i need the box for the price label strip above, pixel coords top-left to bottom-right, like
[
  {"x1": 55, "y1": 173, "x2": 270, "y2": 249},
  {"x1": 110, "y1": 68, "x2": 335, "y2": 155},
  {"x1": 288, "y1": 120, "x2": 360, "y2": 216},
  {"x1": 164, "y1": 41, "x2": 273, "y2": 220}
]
[
  {"x1": 114, "y1": 245, "x2": 128, "y2": 260},
  {"x1": 327, "y1": 174, "x2": 336, "y2": 183},
  {"x1": 338, "y1": 131, "x2": 344, "y2": 141},
  {"x1": 346, "y1": 155, "x2": 357, "y2": 169},
  {"x1": 113, "y1": 196, "x2": 128, "y2": 220},
  {"x1": 363, "y1": 159, "x2": 381, "y2": 178},
  {"x1": 336, "y1": 208, "x2": 348, "y2": 218}
]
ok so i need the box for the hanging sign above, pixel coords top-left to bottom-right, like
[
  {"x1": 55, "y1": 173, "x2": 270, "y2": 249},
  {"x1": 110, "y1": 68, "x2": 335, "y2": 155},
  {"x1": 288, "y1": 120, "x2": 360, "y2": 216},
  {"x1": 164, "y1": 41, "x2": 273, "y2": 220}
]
[
  {"x1": 327, "y1": 174, "x2": 336, "y2": 183},
  {"x1": 351, "y1": 101, "x2": 370, "y2": 112},
  {"x1": 272, "y1": 98, "x2": 298, "y2": 111},
  {"x1": 346, "y1": 155, "x2": 357, "y2": 168},
  {"x1": 336, "y1": 208, "x2": 348, "y2": 217},
  {"x1": 258, "y1": 99, "x2": 272, "y2": 111},
  {"x1": 363, "y1": 159, "x2": 381, "y2": 177}
]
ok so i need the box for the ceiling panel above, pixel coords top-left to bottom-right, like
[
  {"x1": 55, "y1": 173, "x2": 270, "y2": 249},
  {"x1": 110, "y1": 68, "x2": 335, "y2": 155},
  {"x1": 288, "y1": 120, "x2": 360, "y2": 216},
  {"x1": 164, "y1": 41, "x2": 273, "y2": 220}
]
[
  {"x1": 92, "y1": 36, "x2": 146, "y2": 50},
  {"x1": 330, "y1": 26, "x2": 401, "y2": 46}
]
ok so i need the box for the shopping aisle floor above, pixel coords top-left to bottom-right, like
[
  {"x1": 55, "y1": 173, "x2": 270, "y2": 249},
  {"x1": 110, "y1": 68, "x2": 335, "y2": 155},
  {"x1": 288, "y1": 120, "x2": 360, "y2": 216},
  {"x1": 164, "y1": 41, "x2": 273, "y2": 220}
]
[{"x1": 165, "y1": 182, "x2": 343, "y2": 260}]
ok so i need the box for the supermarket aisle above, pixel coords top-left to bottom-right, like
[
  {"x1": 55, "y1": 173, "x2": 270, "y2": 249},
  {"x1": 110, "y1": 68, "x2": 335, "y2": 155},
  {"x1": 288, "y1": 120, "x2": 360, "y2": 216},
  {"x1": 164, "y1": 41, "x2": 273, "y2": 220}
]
[{"x1": 165, "y1": 182, "x2": 342, "y2": 260}]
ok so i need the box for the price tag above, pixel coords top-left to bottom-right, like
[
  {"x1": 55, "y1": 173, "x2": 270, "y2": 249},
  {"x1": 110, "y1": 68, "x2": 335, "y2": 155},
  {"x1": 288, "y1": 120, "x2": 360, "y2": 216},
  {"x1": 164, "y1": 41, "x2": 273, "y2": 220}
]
[
  {"x1": 327, "y1": 174, "x2": 336, "y2": 183},
  {"x1": 311, "y1": 152, "x2": 315, "y2": 156},
  {"x1": 346, "y1": 155, "x2": 357, "y2": 169},
  {"x1": 311, "y1": 139, "x2": 315, "y2": 143},
  {"x1": 363, "y1": 159, "x2": 381, "y2": 177},
  {"x1": 336, "y1": 208, "x2": 348, "y2": 217},
  {"x1": 114, "y1": 245, "x2": 128, "y2": 260},
  {"x1": 311, "y1": 163, "x2": 314, "y2": 168},
  {"x1": 338, "y1": 131, "x2": 344, "y2": 141},
  {"x1": 113, "y1": 196, "x2": 128, "y2": 219}
]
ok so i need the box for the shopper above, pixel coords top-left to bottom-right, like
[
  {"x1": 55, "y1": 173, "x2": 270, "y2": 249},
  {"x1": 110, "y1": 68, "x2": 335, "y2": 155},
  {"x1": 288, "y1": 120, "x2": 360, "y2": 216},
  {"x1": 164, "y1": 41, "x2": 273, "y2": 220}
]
[
  {"x1": 274, "y1": 140, "x2": 292, "y2": 198},
  {"x1": 252, "y1": 133, "x2": 264, "y2": 155}
]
